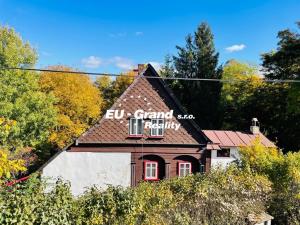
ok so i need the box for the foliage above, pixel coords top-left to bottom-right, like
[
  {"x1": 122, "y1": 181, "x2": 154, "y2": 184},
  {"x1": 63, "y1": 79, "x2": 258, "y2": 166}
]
[
  {"x1": 0, "y1": 149, "x2": 26, "y2": 180},
  {"x1": 0, "y1": 167, "x2": 270, "y2": 224},
  {"x1": 95, "y1": 71, "x2": 135, "y2": 112},
  {"x1": 161, "y1": 22, "x2": 222, "y2": 129},
  {"x1": 0, "y1": 176, "x2": 78, "y2": 224},
  {"x1": 0, "y1": 26, "x2": 37, "y2": 68},
  {"x1": 262, "y1": 20, "x2": 300, "y2": 114},
  {"x1": 0, "y1": 26, "x2": 57, "y2": 170},
  {"x1": 220, "y1": 59, "x2": 299, "y2": 152},
  {"x1": 161, "y1": 21, "x2": 299, "y2": 151},
  {"x1": 262, "y1": 21, "x2": 300, "y2": 80},
  {"x1": 240, "y1": 140, "x2": 300, "y2": 224},
  {"x1": 0, "y1": 167, "x2": 271, "y2": 225},
  {"x1": 220, "y1": 60, "x2": 263, "y2": 129},
  {"x1": 39, "y1": 65, "x2": 103, "y2": 149}
]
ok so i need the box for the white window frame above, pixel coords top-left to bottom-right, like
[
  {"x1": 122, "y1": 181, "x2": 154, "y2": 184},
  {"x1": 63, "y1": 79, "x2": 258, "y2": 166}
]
[
  {"x1": 178, "y1": 162, "x2": 192, "y2": 177},
  {"x1": 144, "y1": 161, "x2": 158, "y2": 180},
  {"x1": 150, "y1": 118, "x2": 164, "y2": 137},
  {"x1": 129, "y1": 118, "x2": 143, "y2": 136}
]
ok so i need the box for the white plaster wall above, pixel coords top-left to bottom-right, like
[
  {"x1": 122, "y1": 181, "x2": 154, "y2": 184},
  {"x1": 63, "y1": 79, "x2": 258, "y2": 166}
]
[
  {"x1": 211, "y1": 148, "x2": 240, "y2": 168},
  {"x1": 42, "y1": 151, "x2": 131, "y2": 196}
]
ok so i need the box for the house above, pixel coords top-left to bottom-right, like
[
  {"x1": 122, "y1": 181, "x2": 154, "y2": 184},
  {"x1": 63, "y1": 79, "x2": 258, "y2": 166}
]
[
  {"x1": 41, "y1": 64, "x2": 275, "y2": 196},
  {"x1": 203, "y1": 126, "x2": 276, "y2": 168},
  {"x1": 248, "y1": 213, "x2": 273, "y2": 225}
]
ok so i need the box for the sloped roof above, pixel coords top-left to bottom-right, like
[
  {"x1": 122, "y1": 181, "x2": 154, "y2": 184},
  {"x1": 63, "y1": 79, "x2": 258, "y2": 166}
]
[
  {"x1": 203, "y1": 130, "x2": 276, "y2": 150},
  {"x1": 248, "y1": 212, "x2": 273, "y2": 223},
  {"x1": 77, "y1": 64, "x2": 208, "y2": 145}
]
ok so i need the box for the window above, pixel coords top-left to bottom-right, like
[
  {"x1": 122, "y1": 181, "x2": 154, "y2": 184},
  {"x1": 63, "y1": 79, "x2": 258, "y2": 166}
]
[
  {"x1": 144, "y1": 161, "x2": 158, "y2": 180},
  {"x1": 129, "y1": 118, "x2": 143, "y2": 136},
  {"x1": 150, "y1": 119, "x2": 164, "y2": 136},
  {"x1": 178, "y1": 162, "x2": 192, "y2": 177},
  {"x1": 217, "y1": 149, "x2": 230, "y2": 157},
  {"x1": 200, "y1": 164, "x2": 205, "y2": 173}
]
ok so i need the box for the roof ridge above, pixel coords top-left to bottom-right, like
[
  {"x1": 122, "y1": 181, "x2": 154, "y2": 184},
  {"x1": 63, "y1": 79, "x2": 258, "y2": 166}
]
[
  {"x1": 78, "y1": 74, "x2": 143, "y2": 142},
  {"x1": 77, "y1": 64, "x2": 208, "y2": 145},
  {"x1": 146, "y1": 64, "x2": 210, "y2": 143}
]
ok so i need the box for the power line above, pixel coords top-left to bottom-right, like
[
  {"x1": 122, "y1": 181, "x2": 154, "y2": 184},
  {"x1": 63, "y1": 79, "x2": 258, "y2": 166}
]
[{"x1": 1, "y1": 67, "x2": 300, "y2": 83}]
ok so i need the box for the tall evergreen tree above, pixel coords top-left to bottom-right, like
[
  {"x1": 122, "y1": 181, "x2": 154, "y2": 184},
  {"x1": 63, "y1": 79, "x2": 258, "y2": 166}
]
[
  {"x1": 164, "y1": 22, "x2": 222, "y2": 128},
  {"x1": 262, "y1": 21, "x2": 300, "y2": 115},
  {"x1": 262, "y1": 21, "x2": 300, "y2": 80}
]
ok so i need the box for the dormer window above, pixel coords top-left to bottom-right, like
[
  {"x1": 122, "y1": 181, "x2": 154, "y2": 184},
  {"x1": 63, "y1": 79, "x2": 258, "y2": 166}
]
[
  {"x1": 150, "y1": 119, "x2": 164, "y2": 137},
  {"x1": 129, "y1": 118, "x2": 143, "y2": 136}
]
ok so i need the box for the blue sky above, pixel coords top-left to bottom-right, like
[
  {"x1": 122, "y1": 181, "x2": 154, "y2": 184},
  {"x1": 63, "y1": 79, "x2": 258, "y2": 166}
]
[{"x1": 0, "y1": 0, "x2": 299, "y2": 73}]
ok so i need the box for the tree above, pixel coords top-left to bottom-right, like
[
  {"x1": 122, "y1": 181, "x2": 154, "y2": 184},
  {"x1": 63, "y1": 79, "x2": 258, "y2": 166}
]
[
  {"x1": 262, "y1": 21, "x2": 300, "y2": 115},
  {"x1": 95, "y1": 75, "x2": 113, "y2": 111},
  {"x1": 220, "y1": 60, "x2": 263, "y2": 129},
  {"x1": 95, "y1": 71, "x2": 135, "y2": 112},
  {"x1": 219, "y1": 59, "x2": 299, "y2": 152},
  {"x1": 240, "y1": 139, "x2": 300, "y2": 224},
  {"x1": 262, "y1": 22, "x2": 300, "y2": 80},
  {"x1": 0, "y1": 149, "x2": 26, "y2": 180},
  {"x1": 160, "y1": 55, "x2": 175, "y2": 78},
  {"x1": 0, "y1": 117, "x2": 27, "y2": 180},
  {"x1": 164, "y1": 22, "x2": 222, "y2": 128},
  {"x1": 0, "y1": 26, "x2": 57, "y2": 161},
  {"x1": 39, "y1": 66, "x2": 103, "y2": 149},
  {"x1": 260, "y1": 22, "x2": 300, "y2": 151}
]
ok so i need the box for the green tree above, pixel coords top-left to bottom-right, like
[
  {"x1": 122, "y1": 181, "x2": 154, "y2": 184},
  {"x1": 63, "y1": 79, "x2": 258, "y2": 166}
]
[
  {"x1": 0, "y1": 26, "x2": 57, "y2": 161},
  {"x1": 262, "y1": 21, "x2": 300, "y2": 115},
  {"x1": 220, "y1": 59, "x2": 299, "y2": 152},
  {"x1": 95, "y1": 71, "x2": 135, "y2": 112},
  {"x1": 164, "y1": 22, "x2": 222, "y2": 128},
  {"x1": 220, "y1": 60, "x2": 263, "y2": 129},
  {"x1": 160, "y1": 55, "x2": 175, "y2": 78},
  {"x1": 262, "y1": 21, "x2": 300, "y2": 80},
  {"x1": 95, "y1": 75, "x2": 113, "y2": 111}
]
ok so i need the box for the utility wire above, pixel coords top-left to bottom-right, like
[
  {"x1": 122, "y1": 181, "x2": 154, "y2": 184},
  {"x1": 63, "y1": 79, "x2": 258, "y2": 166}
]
[{"x1": 1, "y1": 67, "x2": 300, "y2": 83}]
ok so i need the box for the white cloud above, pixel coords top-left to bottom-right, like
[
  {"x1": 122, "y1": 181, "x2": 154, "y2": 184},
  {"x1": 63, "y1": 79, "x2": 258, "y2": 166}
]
[
  {"x1": 148, "y1": 61, "x2": 162, "y2": 71},
  {"x1": 81, "y1": 56, "x2": 102, "y2": 68},
  {"x1": 81, "y1": 56, "x2": 164, "y2": 72},
  {"x1": 81, "y1": 56, "x2": 135, "y2": 70},
  {"x1": 135, "y1": 31, "x2": 143, "y2": 36},
  {"x1": 225, "y1": 44, "x2": 246, "y2": 53},
  {"x1": 108, "y1": 32, "x2": 127, "y2": 38},
  {"x1": 40, "y1": 51, "x2": 52, "y2": 57},
  {"x1": 110, "y1": 56, "x2": 134, "y2": 70}
]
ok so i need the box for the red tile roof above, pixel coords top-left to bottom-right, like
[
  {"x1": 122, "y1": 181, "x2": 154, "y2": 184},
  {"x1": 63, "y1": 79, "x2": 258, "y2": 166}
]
[
  {"x1": 203, "y1": 130, "x2": 276, "y2": 150},
  {"x1": 77, "y1": 65, "x2": 207, "y2": 145}
]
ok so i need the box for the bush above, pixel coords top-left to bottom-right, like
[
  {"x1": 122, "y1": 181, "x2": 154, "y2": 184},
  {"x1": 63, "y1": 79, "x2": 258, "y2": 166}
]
[
  {"x1": 0, "y1": 166, "x2": 271, "y2": 225},
  {"x1": 240, "y1": 139, "x2": 300, "y2": 225}
]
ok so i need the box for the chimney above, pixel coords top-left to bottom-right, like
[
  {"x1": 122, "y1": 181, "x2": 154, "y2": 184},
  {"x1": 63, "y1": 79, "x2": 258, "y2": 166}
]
[
  {"x1": 132, "y1": 64, "x2": 147, "y2": 76},
  {"x1": 138, "y1": 64, "x2": 146, "y2": 75},
  {"x1": 250, "y1": 118, "x2": 260, "y2": 134}
]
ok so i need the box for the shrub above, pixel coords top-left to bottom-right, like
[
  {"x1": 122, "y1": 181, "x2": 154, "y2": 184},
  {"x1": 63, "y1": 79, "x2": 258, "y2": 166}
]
[
  {"x1": 240, "y1": 140, "x2": 300, "y2": 225},
  {"x1": 0, "y1": 167, "x2": 271, "y2": 225}
]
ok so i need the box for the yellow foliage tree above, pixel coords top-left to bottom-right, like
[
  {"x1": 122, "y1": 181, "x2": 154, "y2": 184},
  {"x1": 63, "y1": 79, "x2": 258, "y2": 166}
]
[
  {"x1": 0, "y1": 117, "x2": 27, "y2": 180},
  {"x1": 40, "y1": 66, "x2": 103, "y2": 149},
  {"x1": 0, "y1": 149, "x2": 26, "y2": 180},
  {"x1": 221, "y1": 60, "x2": 262, "y2": 102},
  {"x1": 239, "y1": 138, "x2": 282, "y2": 174}
]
